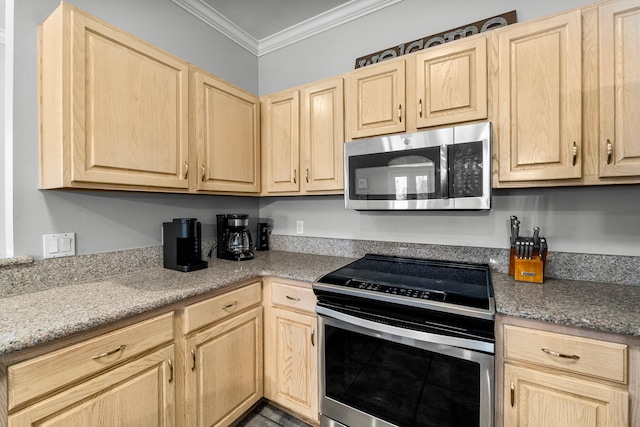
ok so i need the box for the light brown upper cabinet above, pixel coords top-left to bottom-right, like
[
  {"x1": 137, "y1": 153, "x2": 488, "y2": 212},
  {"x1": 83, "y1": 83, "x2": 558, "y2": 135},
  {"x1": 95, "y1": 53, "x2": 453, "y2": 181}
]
[
  {"x1": 39, "y1": 2, "x2": 189, "y2": 191},
  {"x1": 262, "y1": 77, "x2": 344, "y2": 195},
  {"x1": 599, "y1": 0, "x2": 640, "y2": 178},
  {"x1": 301, "y1": 78, "x2": 344, "y2": 193},
  {"x1": 495, "y1": 10, "x2": 583, "y2": 182},
  {"x1": 262, "y1": 90, "x2": 301, "y2": 193},
  {"x1": 190, "y1": 69, "x2": 260, "y2": 194},
  {"x1": 415, "y1": 35, "x2": 488, "y2": 128},
  {"x1": 347, "y1": 60, "x2": 406, "y2": 138}
]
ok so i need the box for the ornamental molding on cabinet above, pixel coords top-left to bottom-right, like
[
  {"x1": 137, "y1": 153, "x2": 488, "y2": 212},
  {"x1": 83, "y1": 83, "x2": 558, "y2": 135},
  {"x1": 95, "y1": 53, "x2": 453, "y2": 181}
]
[{"x1": 172, "y1": 0, "x2": 402, "y2": 56}]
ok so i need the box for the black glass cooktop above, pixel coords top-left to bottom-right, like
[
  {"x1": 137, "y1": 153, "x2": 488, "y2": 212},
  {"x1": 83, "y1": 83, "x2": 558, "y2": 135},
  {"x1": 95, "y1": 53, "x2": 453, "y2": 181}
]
[{"x1": 314, "y1": 254, "x2": 494, "y2": 316}]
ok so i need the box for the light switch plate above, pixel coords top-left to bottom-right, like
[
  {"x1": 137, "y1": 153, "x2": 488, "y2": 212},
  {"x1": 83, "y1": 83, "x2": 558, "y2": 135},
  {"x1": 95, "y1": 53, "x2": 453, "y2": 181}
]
[{"x1": 43, "y1": 233, "x2": 76, "y2": 259}]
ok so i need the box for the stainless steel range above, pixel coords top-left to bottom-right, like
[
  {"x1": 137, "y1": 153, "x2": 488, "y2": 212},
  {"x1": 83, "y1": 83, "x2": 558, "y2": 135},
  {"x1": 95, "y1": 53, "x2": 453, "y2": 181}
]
[{"x1": 313, "y1": 254, "x2": 495, "y2": 427}]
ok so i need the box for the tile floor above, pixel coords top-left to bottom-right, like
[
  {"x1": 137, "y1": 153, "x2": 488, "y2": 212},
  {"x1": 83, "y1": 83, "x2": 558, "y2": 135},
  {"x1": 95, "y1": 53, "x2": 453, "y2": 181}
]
[{"x1": 235, "y1": 401, "x2": 312, "y2": 427}]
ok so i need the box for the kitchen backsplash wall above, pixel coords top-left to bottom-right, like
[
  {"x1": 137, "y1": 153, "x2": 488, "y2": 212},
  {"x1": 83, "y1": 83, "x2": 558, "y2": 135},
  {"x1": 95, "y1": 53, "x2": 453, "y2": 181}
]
[
  {"x1": 259, "y1": 185, "x2": 640, "y2": 258},
  {"x1": 270, "y1": 235, "x2": 640, "y2": 287},
  {"x1": 2, "y1": 234, "x2": 637, "y2": 300}
]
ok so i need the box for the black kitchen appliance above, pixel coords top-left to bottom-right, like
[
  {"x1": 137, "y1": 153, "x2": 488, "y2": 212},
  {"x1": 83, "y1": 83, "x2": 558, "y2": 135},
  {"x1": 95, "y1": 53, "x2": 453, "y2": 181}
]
[
  {"x1": 256, "y1": 222, "x2": 270, "y2": 251},
  {"x1": 162, "y1": 218, "x2": 208, "y2": 272},
  {"x1": 216, "y1": 214, "x2": 255, "y2": 261},
  {"x1": 314, "y1": 254, "x2": 495, "y2": 427}
]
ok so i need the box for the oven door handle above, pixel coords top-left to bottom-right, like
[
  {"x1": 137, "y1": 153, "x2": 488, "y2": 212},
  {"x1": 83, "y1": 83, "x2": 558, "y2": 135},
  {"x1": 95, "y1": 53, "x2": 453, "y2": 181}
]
[{"x1": 316, "y1": 305, "x2": 494, "y2": 354}]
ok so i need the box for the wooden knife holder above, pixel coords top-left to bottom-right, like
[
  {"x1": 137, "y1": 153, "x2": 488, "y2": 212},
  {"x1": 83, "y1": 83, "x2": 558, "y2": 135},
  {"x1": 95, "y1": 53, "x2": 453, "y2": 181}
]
[{"x1": 513, "y1": 256, "x2": 544, "y2": 283}]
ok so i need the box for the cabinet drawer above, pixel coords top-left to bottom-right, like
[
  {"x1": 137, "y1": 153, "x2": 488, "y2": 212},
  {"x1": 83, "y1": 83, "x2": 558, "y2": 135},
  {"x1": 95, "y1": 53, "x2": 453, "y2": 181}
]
[
  {"x1": 504, "y1": 324, "x2": 627, "y2": 383},
  {"x1": 183, "y1": 281, "x2": 261, "y2": 333},
  {"x1": 8, "y1": 312, "x2": 174, "y2": 410},
  {"x1": 271, "y1": 281, "x2": 317, "y2": 313}
]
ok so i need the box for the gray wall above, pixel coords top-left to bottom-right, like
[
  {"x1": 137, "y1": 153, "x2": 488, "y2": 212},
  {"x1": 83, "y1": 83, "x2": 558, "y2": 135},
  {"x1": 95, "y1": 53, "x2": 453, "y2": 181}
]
[
  {"x1": 258, "y1": 0, "x2": 591, "y2": 94},
  {"x1": 10, "y1": 0, "x2": 259, "y2": 258},
  {"x1": 1, "y1": 0, "x2": 6, "y2": 258},
  {"x1": 257, "y1": 0, "x2": 640, "y2": 257}
]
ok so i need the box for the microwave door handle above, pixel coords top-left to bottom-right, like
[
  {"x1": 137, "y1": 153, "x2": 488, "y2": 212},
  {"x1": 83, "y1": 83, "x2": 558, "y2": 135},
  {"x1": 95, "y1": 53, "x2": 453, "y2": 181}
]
[{"x1": 440, "y1": 145, "x2": 449, "y2": 199}]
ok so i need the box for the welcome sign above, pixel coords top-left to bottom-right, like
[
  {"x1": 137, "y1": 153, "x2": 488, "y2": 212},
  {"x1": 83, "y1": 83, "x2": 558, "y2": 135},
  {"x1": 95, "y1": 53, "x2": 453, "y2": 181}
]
[{"x1": 355, "y1": 11, "x2": 517, "y2": 68}]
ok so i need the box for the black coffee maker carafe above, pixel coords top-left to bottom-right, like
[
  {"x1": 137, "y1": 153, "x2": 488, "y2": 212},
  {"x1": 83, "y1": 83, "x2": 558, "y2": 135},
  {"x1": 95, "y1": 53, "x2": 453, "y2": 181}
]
[
  {"x1": 163, "y1": 218, "x2": 208, "y2": 272},
  {"x1": 216, "y1": 214, "x2": 255, "y2": 261}
]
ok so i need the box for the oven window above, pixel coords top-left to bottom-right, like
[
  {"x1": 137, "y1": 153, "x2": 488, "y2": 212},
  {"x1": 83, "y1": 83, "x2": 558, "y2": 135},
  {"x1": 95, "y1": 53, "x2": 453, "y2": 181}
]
[
  {"x1": 348, "y1": 147, "x2": 442, "y2": 201},
  {"x1": 325, "y1": 325, "x2": 481, "y2": 427}
]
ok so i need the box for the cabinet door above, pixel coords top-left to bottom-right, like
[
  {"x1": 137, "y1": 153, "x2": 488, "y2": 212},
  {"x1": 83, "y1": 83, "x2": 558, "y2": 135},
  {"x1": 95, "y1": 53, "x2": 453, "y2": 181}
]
[
  {"x1": 301, "y1": 78, "x2": 344, "y2": 192},
  {"x1": 599, "y1": 0, "x2": 640, "y2": 177},
  {"x1": 504, "y1": 364, "x2": 628, "y2": 427},
  {"x1": 263, "y1": 91, "x2": 301, "y2": 193},
  {"x1": 348, "y1": 60, "x2": 406, "y2": 138},
  {"x1": 9, "y1": 345, "x2": 175, "y2": 427},
  {"x1": 67, "y1": 7, "x2": 189, "y2": 189},
  {"x1": 266, "y1": 307, "x2": 318, "y2": 422},
  {"x1": 191, "y1": 71, "x2": 260, "y2": 193},
  {"x1": 497, "y1": 11, "x2": 582, "y2": 181},
  {"x1": 416, "y1": 36, "x2": 487, "y2": 128},
  {"x1": 187, "y1": 307, "x2": 263, "y2": 427}
]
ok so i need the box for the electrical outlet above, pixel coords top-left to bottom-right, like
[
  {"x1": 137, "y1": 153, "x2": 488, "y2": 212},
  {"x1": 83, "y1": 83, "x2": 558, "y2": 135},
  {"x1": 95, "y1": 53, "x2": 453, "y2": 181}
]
[
  {"x1": 43, "y1": 233, "x2": 76, "y2": 259},
  {"x1": 296, "y1": 221, "x2": 304, "y2": 235}
]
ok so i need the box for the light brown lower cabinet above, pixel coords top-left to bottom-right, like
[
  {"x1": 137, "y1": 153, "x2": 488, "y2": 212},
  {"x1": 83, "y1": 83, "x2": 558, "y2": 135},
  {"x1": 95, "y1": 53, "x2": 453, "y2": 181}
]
[
  {"x1": 263, "y1": 278, "x2": 319, "y2": 424},
  {"x1": 184, "y1": 306, "x2": 263, "y2": 427},
  {"x1": 504, "y1": 363, "x2": 628, "y2": 426},
  {"x1": 5, "y1": 313, "x2": 176, "y2": 427},
  {"x1": 8, "y1": 345, "x2": 176, "y2": 427},
  {"x1": 499, "y1": 317, "x2": 636, "y2": 427}
]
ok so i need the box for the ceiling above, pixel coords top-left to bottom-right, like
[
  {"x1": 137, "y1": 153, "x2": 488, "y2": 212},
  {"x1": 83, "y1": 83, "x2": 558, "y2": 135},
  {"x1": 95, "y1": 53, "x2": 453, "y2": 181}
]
[{"x1": 172, "y1": 0, "x2": 402, "y2": 56}]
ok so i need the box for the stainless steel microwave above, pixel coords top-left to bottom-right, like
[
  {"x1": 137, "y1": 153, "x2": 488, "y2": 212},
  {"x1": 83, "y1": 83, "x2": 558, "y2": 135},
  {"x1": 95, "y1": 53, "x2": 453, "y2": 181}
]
[{"x1": 344, "y1": 122, "x2": 492, "y2": 210}]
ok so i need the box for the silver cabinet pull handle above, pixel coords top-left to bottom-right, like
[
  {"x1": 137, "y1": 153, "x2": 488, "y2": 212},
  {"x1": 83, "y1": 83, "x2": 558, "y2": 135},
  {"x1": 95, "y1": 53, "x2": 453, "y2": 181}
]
[
  {"x1": 286, "y1": 295, "x2": 301, "y2": 302},
  {"x1": 398, "y1": 104, "x2": 402, "y2": 123},
  {"x1": 607, "y1": 139, "x2": 613, "y2": 164},
  {"x1": 222, "y1": 301, "x2": 238, "y2": 310},
  {"x1": 200, "y1": 165, "x2": 206, "y2": 182},
  {"x1": 167, "y1": 359, "x2": 173, "y2": 383},
  {"x1": 572, "y1": 141, "x2": 578, "y2": 166},
  {"x1": 419, "y1": 99, "x2": 423, "y2": 118},
  {"x1": 92, "y1": 344, "x2": 125, "y2": 360},
  {"x1": 293, "y1": 169, "x2": 297, "y2": 184},
  {"x1": 191, "y1": 348, "x2": 196, "y2": 371},
  {"x1": 510, "y1": 380, "x2": 515, "y2": 407},
  {"x1": 311, "y1": 328, "x2": 315, "y2": 347},
  {"x1": 184, "y1": 161, "x2": 189, "y2": 179},
  {"x1": 541, "y1": 347, "x2": 580, "y2": 360}
]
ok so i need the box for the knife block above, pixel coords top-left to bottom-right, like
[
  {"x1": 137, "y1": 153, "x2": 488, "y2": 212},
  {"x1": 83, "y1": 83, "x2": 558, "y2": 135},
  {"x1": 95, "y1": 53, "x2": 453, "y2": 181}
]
[{"x1": 514, "y1": 257, "x2": 544, "y2": 283}]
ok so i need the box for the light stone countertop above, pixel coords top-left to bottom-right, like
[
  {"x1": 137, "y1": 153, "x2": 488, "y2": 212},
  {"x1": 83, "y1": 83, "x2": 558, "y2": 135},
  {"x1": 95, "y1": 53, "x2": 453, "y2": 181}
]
[{"x1": 1, "y1": 250, "x2": 639, "y2": 357}]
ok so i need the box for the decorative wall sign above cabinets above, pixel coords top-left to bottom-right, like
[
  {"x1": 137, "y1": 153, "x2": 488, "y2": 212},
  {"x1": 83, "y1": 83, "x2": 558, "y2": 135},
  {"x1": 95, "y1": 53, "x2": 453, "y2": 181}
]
[{"x1": 354, "y1": 10, "x2": 516, "y2": 68}]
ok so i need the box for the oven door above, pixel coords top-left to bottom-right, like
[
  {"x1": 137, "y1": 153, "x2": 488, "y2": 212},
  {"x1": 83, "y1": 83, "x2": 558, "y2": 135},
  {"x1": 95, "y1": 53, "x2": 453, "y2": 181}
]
[{"x1": 318, "y1": 307, "x2": 494, "y2": 427}]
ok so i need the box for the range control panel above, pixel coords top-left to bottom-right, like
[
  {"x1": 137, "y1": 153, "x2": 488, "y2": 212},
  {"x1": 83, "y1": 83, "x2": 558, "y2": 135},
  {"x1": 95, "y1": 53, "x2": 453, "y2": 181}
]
[{"x1": 347, "y1": 279, "x2": 446, "y2": 301}]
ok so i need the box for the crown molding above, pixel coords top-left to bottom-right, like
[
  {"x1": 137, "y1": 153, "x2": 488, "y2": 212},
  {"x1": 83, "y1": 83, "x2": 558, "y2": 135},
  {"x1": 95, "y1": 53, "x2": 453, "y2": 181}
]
[
  {"x1": 172, "y1": 0, "x2": 402, "y2": 57},
  {"x1": 172, "y1": 0, "x2": 259, "y2": 55}
]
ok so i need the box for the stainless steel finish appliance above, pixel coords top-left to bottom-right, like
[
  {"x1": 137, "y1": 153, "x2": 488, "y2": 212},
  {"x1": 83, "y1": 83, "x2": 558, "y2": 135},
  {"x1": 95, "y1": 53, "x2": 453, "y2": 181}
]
[
  {"x1": 314, "y1": 254, "x2": 495, "y2": 427},
  {"x1": 216, "y1": 214, "x2": 255, "y2": 261},
  {"x1": 162, "y1": 218, "x2": 208, "y2": 272},
  {"x1": 344, "y1": 122, "x2": 492, "y2": 210}
]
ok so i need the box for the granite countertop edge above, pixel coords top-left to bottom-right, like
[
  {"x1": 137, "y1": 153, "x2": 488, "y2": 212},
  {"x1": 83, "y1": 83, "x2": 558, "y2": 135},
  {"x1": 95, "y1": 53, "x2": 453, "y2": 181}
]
[{"x1": 1, "y1": 251, "x2": 639, "y2": 357}]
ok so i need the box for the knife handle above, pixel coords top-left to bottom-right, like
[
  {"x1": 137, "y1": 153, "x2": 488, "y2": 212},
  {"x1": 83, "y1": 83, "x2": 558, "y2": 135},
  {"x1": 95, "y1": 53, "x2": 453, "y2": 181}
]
[
  {"x1": 539, "y1": 237, "x2": 548, "y2": 265},
  {"x1": 533, "y1": 227, "x2": 540, "y2": 246}
]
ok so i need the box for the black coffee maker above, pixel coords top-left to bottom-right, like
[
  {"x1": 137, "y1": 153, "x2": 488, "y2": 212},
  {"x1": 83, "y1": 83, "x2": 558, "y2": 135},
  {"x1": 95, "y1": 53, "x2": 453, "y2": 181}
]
[
  {"x1": 163, "y1": 218, "x2": 208, "y2": 272},
  {"x1": 216, "y1": 214, "x2": 255, "y2": 261}
]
